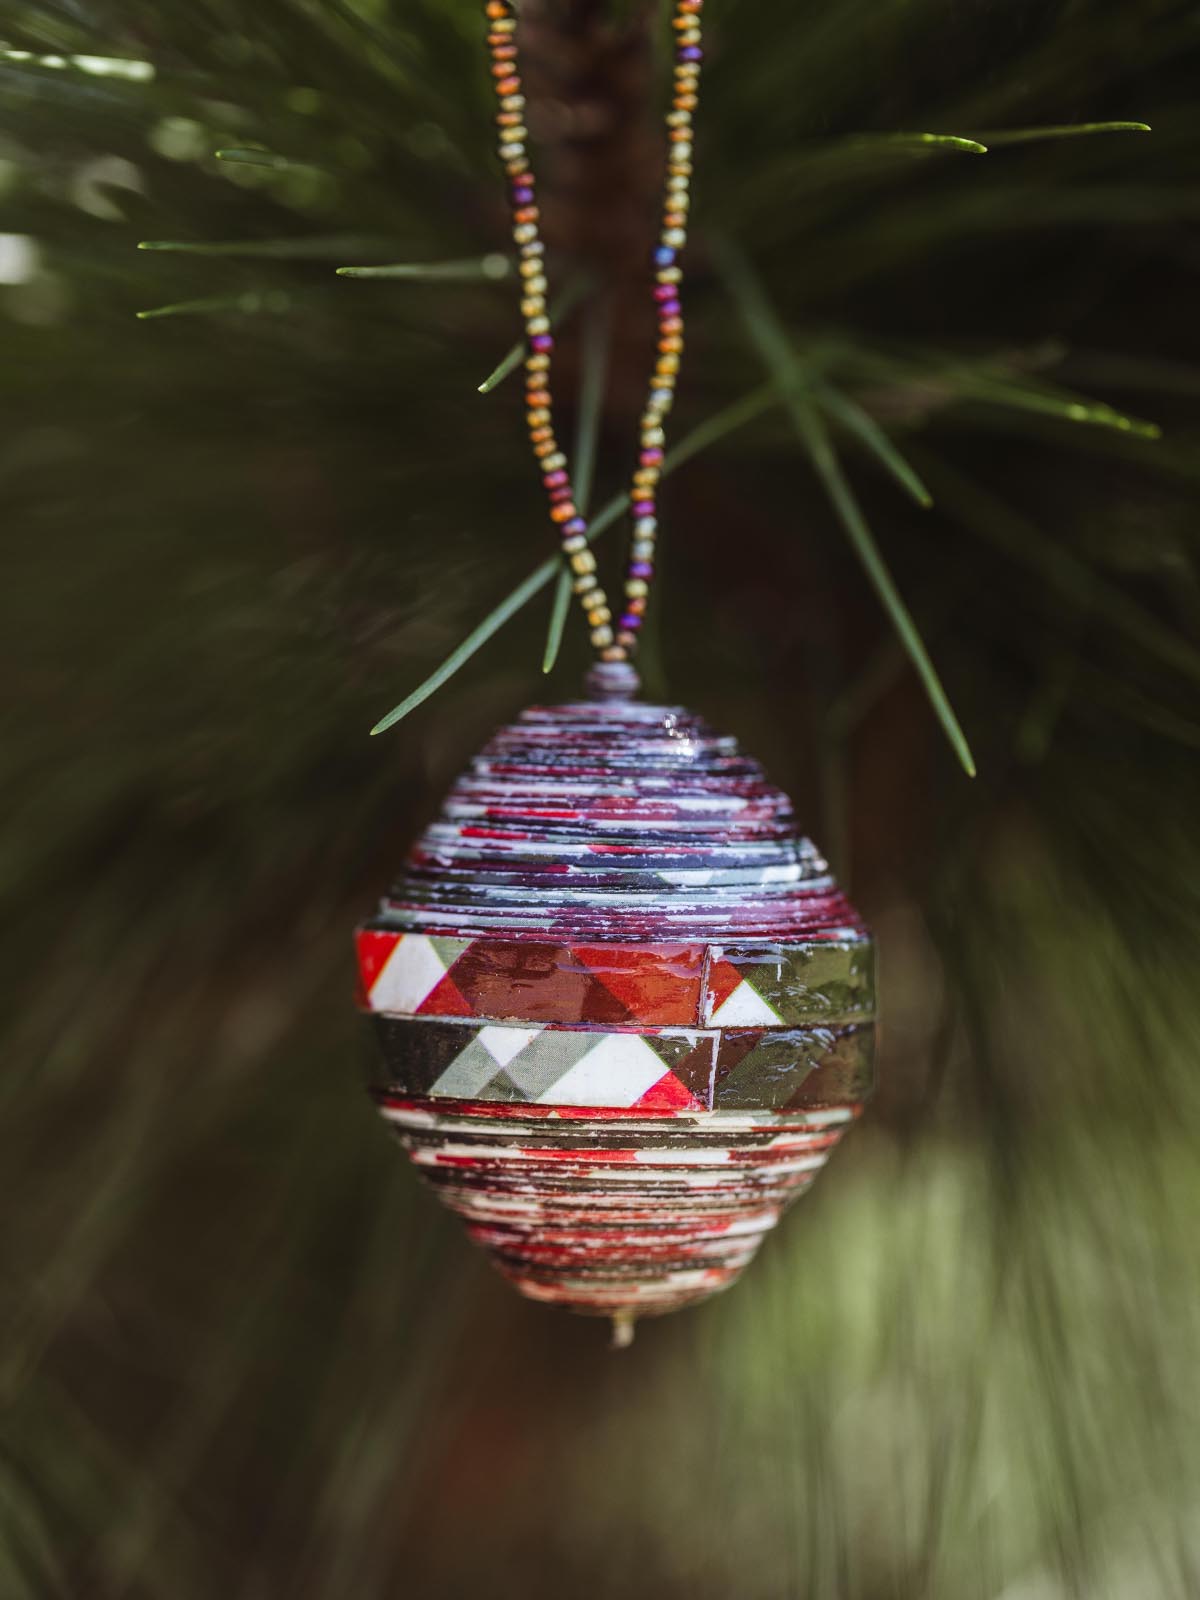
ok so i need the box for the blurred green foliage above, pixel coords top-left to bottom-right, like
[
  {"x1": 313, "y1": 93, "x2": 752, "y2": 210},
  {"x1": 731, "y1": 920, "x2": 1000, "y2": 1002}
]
[{"x1": 2, "y1": 0, "x2": 1199, "y2": 1595}]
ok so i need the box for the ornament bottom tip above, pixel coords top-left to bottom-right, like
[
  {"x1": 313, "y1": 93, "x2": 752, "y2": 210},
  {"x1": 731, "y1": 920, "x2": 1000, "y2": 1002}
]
[{"x1": 609, "y1": 1309, "x2": 637, "y2": 1350}]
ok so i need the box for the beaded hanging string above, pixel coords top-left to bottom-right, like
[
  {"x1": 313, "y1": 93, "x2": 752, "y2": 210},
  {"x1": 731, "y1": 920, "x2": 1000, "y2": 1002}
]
[
  {"x1": 484, "y1": 0, "x2": 704, "y2": 666},
  {"x1": 361, "y1": 5, "x2": 879, "y2": 1346}
]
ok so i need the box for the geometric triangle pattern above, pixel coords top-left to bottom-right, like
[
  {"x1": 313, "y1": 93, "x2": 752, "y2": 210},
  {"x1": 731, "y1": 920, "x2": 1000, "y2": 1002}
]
[
  {"x1": 711, "y1": 1025, "x2": 875, "y2": 1110},
  {"x1": 371, "y1": 1015, "x2": 712, "y2": 1108},
  {"x1": 357, "y1": 930, "x2": 875, "y2": 1030},
  {"x1": 370, "y1": 1015, "x2": 875, "y2": 1112},
  {"x1": 702, "y1": 941, "x2": 876, "y2": 1027},
  {"x1": 355, "y1": 690, "x2": 878, "y2": 1329},
  {"x1": 358, "y1": 930, "x2": 470, "y2": 1016},
  {"x1": 357, "y1": 929, "x2": 707, "y2": 1025}
]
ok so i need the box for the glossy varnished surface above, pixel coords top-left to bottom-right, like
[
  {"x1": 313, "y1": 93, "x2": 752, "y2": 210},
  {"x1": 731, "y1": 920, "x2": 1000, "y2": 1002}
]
[
  {"x1": 375, "y1": 699, "x2": 868, "y2": 942},
  {"x1": 358, "y1": 696, "x2": 875, "y2": 1324}
]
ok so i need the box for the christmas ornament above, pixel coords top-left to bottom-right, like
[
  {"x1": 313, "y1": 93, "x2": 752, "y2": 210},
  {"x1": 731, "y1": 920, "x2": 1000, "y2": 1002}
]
[
  {"x1": 358, "y1": 665, "x2": 875, "y2": 1341},
  {"x1": 357, "y1": 0, "x2": 876, "y2": 1341}
]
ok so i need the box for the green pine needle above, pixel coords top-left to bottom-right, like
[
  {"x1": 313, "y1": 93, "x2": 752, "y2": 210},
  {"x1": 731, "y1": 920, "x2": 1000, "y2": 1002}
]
[
  {"x1": 845, "y1": 132, "x2": 988, "y2": 155},
  {"x1": 542, "y1": 294, "x2": 612, "y2": 675},
  {"x1": 846, "y1": 344, "x2": 1162, "y2": 439},
  {"x1": 713, "y1": 236, "x2": 976, "y2": 777},
  {"x1": 477, "y1": 276, "x2": 591, "y2": 394},
  {"x1": 369, "y1": 560, "x2": 558, "y2": 735},
  {"x1": 954, "y1": 371, "x2": 1161, "y2": 438},
  {"x1": 138, "y1": 237, "x2": 394, "y2": 260},
  {"x1": 136, "y1": 290, "x2": 292, "y2": 320},
  {"x1": 477, "y1": 342, "x2": 527, "y2": 396},
  {"x1": 582, "y1": 385, "x2": 781, "y2": 540},
  {"x1": 336, "y1": 255, "x2": 511, "y2": 280},
  {"x1": 798, "y1": 405, "x2": 977, "y2": 776},
  {"x1": 976, "y1": 121, "x2": 1151, "y2": 147},
  {"x1": 571, "y1": 295, "x2": 612, "y2": 516},
  {"x1": 214, "y1": 147, "x2": 307, "y2": 169},
  {"x1": 663, "y1": 384, "x2": 778, "y2": 471},
  {"x1": 817, "y1": 384, "x2": 933, "y2": 507},
  {"x1": 370, "y1": 384, "x2": 781, "y2": 734},
  {"x1": 541, "y1": 569, "x2": 574, "y2": 676}
]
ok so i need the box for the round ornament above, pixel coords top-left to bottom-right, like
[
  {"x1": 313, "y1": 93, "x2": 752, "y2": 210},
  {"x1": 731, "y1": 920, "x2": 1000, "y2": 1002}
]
[
  {"x1": 357, "y1": 666, "x2": 875, "y2": 1341},
  {"x1": 356, "y1": 0, "x2": 878, "y2": 1343}
]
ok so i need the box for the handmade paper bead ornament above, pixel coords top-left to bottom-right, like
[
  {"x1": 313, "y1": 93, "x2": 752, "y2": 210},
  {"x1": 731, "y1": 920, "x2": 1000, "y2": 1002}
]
[
  {"x1": 357, "y1": 670, "x2": 875, "y2": 1339},
  {"x1": 357, "y1": 0, "x2": 876, "y2": 1342}
]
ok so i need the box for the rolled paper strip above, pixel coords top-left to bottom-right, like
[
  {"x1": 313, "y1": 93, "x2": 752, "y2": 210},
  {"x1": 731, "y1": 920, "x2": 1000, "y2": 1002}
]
[
  {"x1": 367, "y1": 1015, "x2": 875, "y2": 1110},
  {"x1": 585, "y1": 659, "x2": 642, "y2": 701},
  {"x1": 358, "y1": 935, "x2": 873, "y2": 1030},
  {"x1": 378, "y1": 1099, "x2": 857, "y2": 1318},
  {"x1": 357, "y1": 693, "x2": 875, "y2": 1325}
]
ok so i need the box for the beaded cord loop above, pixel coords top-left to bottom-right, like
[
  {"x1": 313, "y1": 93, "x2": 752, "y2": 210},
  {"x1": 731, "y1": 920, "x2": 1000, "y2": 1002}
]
[{"x1": 484, "y1": 0, "x2": 704, "y2": 664}]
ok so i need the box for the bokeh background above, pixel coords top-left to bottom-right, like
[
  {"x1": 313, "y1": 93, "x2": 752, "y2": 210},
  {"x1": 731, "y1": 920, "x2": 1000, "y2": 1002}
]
[{"x1": 4, "y1": 1, "x2": 1200, "y2": 1595}]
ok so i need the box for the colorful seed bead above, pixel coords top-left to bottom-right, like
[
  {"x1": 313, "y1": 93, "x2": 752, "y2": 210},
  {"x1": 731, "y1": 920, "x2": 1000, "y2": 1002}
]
[{"x1": 484, "y1": 0, "x2": 701, "y2": 664}]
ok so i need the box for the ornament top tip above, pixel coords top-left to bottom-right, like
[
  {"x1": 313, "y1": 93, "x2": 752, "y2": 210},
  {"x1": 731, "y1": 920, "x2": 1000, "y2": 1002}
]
[{"x1": 584, "y1": 659, "x2": 642, "y2": 702}]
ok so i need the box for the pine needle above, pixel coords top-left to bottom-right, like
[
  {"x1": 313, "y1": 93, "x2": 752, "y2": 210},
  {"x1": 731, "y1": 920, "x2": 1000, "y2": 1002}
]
[
  {"x1": 214, "y1": 147, "x2": 313, "y2": 170},
  {"x1": 477, "y1": 275, "x2": 591, "y2": 394},
  {"x1": 662, "y1": 384, "x2": 778, "y2": 472},
  {"x1": 847, "y1": 344, "x2": 1162, "y2": 438},
  {"x1": 953, "y1": 372, "x2": 1161, "y2": 439},
  {"x1": 576, "y1": 385, "x2": 781, "y2": 546},
  {"x1": 713, "y1": 236, "x2": 976, "y2": 777},
  {"x1": 797, "y1": 403, "x2": 977, "y2": 777},
  {"x1": 843, "y1": 132, "x2": 988, "y2": 156},
  {"x1": 817, "y1": 384, "x2": 933, "y2": 507},
  {"x1": 542, "y1": 294, "x2": 612, "y2": 675},
  {"x1": 541, "y1": 570, "x2": 574, "y2": 676},
  {"x1": 572, "y1": 294, "x2": 612, "y2": 516},
  {"x1": 135, "y1": 290, "x2": 292, "y2": 320},
  {"x1": 975, "y1": 121, "x2": 1151, "y2": 148},
  {"x1": 336, "y1": 255, "x2": 511, "y2": 280},
  {"x1": 138, "y1": 237, "x2": 395, "y2": 260},
  {"x1": 370, "y1": 384, "x2": 780, "y2": 733},
  {"x1": 370, "y1": 561, "x2": 559, "y2": 734}
]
